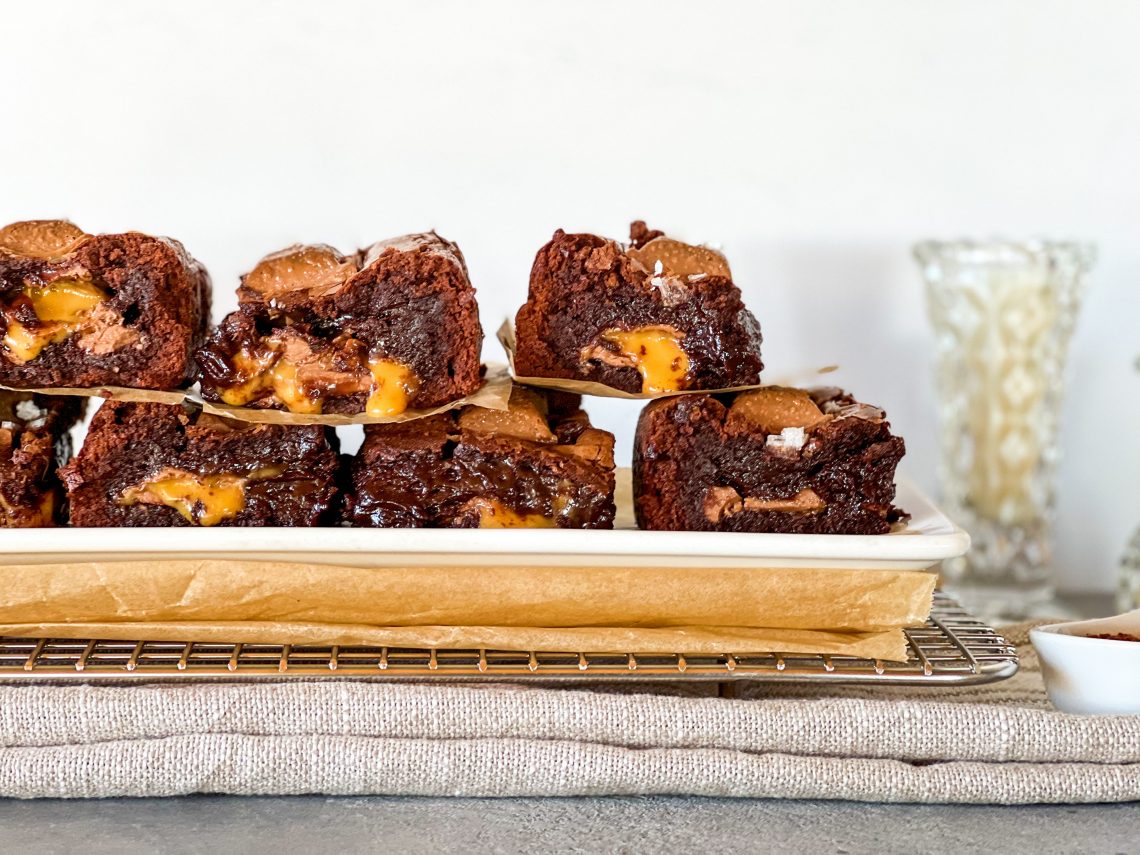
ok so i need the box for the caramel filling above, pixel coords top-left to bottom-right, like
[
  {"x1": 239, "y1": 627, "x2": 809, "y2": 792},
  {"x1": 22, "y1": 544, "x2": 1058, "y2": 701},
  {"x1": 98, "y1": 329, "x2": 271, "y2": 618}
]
[
  {"x1": 267, "y1": 360, "x2": 323, "y2": 415},
  {"x1": 596, "y1": 326, "x2": 689, "y2": 394},
  {"x1": 220, "y1": 345, "x2": 419, "y2": 416},
  {"x1": 217, "y1": 352, "x2": 323, "y2": 415},
  {"x1": 120, "y1": 466, "x2": 283, "y2": 526},
  {"x1": 2, "y1": 278, "x2": 108, "y2": 364},
  {"x1": 474, "y1": 499, "x2": 556, "y2": 529},
  {"x1": 366, "y1": 358, "x2": 420, "y2": 417}
]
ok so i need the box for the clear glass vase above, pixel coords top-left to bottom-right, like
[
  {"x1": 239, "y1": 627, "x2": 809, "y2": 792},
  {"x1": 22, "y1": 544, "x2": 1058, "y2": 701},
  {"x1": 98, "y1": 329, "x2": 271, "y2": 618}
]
[
  {"x1": 914, "y1": 240, "x2": 1094, "y2": 620},
  {"x1": 1119, "y1": 526, "x2": 1140, "y2": 612}
]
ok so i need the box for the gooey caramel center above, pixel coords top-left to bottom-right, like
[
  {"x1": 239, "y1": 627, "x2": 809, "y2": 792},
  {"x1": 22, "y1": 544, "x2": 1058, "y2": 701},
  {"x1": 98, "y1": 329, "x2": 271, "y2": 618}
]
[
  {"x1": 597, "y1": 326, "x2": 690, "y2": 394},
  {"x1": 471, "y1": 498, "x2": 556, "y2": 529},
  {"x1": 219, "y1": 345, "x2": 421, "y2": 417},
  {"x1": 2, "y1": 277, "x2": 108, "y2": 364},
  {"x1": 366, "y1": 358, "x2": 420, "y2": 417},
  {"x1": 120, "y1": 466, "x2": 284, "y2": 526}
]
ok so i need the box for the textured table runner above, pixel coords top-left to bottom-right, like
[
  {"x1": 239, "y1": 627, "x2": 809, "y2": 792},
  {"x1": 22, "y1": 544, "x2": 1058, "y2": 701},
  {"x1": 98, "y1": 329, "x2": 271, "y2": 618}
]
[{"x1": 0, "y1": 623, "x2": 1136, "y2": 803}]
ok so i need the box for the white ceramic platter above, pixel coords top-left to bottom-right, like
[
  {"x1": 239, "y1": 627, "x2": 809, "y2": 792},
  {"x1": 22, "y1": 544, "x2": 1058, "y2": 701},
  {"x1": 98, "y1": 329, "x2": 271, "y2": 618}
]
[{"x1": 0, "y1": 476, "x2": 968, "y2": 571}]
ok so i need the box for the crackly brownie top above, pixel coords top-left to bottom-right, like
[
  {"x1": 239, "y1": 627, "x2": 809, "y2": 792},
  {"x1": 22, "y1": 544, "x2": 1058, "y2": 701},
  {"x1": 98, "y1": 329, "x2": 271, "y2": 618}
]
[
  {"x1": 0, "y1": 219, "x2": 211, "y2": 386},
  {"x1": 235, "y1": 232, "x2": 469, "y2": 312},
  {"x1": 516, "y1": 221, "x2": 763, "y2": 394}
]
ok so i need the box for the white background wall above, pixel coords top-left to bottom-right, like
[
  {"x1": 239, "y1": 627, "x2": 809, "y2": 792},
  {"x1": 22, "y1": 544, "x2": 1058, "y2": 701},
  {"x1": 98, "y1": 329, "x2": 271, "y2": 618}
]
[{"x1": 2, "y1": 1, "x2": 1136, "y2": 592}]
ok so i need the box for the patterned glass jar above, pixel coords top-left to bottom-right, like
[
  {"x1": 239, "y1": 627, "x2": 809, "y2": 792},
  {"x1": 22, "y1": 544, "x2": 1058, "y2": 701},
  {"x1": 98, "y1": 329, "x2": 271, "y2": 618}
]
[{"x1": 915, "y1": 240, "x2": 1094, "y2": 618}]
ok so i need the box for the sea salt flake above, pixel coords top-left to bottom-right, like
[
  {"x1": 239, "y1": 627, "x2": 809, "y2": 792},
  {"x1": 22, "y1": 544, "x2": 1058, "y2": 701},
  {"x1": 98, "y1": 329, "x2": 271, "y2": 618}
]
[{"x1": 765, "y1": 426, "x2": 806, "y2": 452}]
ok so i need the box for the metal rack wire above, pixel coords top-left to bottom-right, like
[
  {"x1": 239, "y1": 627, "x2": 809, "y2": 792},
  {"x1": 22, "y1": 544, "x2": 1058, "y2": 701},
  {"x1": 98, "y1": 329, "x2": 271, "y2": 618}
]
[{"x1": 0, "y1": 592, "x2": 1017, "y2": 685}]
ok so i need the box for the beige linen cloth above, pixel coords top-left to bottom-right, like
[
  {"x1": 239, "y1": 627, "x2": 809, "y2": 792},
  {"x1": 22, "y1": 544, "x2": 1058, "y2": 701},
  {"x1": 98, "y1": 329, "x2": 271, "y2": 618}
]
[{"x1": 0, "y1": 623, "x2": 1136, "y2": 803}]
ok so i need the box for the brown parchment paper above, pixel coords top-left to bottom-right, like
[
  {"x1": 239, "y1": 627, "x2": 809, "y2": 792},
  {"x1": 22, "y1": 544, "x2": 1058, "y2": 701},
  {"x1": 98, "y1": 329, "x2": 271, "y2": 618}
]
[
  {"x1": 0, "y1": 560, "x2": 934, "y2": 634},
  {"x1": 497, "y1": 321, "x2": 839, "y2": 399},
  {"x1": 0, "y1": 383, "x2": 189, "y2": 406},
  {"x1": 0, "y1": 364, "x2": 512, "y2": 426},
  {"x1": 0, "y1": 620, "x2": 908, "y2": 660}
]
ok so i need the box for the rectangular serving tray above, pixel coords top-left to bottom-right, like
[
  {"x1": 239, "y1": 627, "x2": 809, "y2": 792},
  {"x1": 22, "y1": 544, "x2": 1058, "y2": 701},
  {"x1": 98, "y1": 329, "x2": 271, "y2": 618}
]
[{"x1": 0, "y1": 478, "x2": 967, "y2": 570}]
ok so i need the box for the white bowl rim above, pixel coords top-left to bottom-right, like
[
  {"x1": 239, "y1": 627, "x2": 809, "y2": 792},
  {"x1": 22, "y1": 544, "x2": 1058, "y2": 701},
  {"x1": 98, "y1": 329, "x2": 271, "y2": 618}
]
[{"x1": 1031, "y1": 610, "x2": 1140, "y2": 644}]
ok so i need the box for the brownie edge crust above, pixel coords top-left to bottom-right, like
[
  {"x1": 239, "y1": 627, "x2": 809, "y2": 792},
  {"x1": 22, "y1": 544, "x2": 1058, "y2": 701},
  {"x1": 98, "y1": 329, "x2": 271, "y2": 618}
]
[
  {"x1": 513, "y1": 221, "x2": 763, "y2": 395},
  {"x1": 633, "y1": 387, "x2": 906, "y2": 534},
  {"x1": 61, "y1": 401, "x2": 340, "y2": 527},
  {"x1": 347, "y1": 387, "x2": 616, "y2": 528}
]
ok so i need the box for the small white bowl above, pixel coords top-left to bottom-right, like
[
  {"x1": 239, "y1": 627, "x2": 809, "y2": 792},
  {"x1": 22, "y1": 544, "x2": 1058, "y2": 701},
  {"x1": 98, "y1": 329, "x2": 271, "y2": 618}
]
[{"x1": 1031, "y1": 611, "x2": 1140, "y2": 715}]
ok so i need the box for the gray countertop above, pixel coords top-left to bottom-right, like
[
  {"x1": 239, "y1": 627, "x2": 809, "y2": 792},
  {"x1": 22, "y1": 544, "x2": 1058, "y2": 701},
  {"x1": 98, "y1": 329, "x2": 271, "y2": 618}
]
[{"x1": 2, "y1": 795, "x2": 1138, "y2": 854}]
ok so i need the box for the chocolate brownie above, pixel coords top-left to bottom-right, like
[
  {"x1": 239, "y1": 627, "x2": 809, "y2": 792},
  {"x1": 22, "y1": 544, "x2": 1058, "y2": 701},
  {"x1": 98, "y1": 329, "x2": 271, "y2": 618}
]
[
  {"x1": 0, "y1": 391, "x2": 83, "y2": 527},
  {"x1": 61, "y1": 400, "x2": 339, "y2": 526},
  {"x1": 197, "y1": 233, "x2": 483, "y2": 416},
  {"x1": 634, "y1": 386, "x2": 906, "y2": 534},
  {"x1": 0, "y1": 220, "x2": 210, "y2": 390},
  {"x1": 347, "y1": 386, "x2": 615, "y2": 528},
  {"x1": 513, "y1": 221, "x2": 763, "y2": 394}
]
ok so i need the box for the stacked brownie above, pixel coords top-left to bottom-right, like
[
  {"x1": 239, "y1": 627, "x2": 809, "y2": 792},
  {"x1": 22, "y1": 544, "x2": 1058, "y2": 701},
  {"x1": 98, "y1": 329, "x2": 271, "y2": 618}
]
[
  {"x1": 347, "y1": 386, "x2": 615, "y2": 529},
  {"x1": 197, "y1": 234, "x2": 482, "y2": 416},
  {"x1": 511, "y1": 221, "x2": 905, "y2": 535},
  {"x1": 514, "y1": 221, "x2": 763, "y2": 394},
  {"x1": 0, "y1": 220, "x2": 210, "y2": 390},
  {"x1": 61, "y1": 402, "x2": 340, "y2": 527},
  {"x1": 633, "y1": 387, "x2": 907, "y2": 534},
  {"x1": 0, "y1": 391, "x2": 82, "y2": 526}
]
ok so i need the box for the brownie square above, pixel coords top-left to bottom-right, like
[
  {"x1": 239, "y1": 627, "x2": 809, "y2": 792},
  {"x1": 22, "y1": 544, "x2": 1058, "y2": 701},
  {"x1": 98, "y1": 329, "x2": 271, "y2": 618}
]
[
  {"x1": 513, "y1": 221, "x2": 763, "y2": 394},
  {"x1": 346, "y1": 387, "x2": 615, "y2": 528},
  {"x1": 634, "y1": 386, "x2": 906, "y2": 534},
  {"x1": 197, "y1": 233, "x2": 482, "y2": 416},
  {"x1": 0, "y1": 391, "x2": 83, "y2": 527},
  {"x1": 60, "y1": 400, "x2": 340, "y2": 526},
  {"x1": 0, "y1": 220, "x2": 210, "y2": 390}
]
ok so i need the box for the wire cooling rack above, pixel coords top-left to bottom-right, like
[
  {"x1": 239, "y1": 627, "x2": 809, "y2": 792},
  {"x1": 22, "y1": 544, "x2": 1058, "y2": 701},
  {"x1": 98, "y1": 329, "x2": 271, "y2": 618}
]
[{"x1": 0, "y1": 592, "x2": 1016, "y2": 685}]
